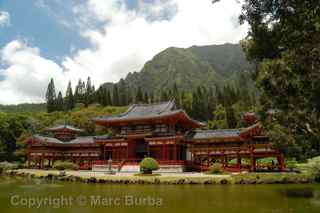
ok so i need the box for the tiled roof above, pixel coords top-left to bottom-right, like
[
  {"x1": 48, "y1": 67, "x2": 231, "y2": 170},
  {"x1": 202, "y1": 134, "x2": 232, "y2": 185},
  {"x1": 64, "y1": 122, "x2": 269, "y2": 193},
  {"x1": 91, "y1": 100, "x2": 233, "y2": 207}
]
[
  {"x1": 45, "y1": 125, "x2": 84, "y2": 132},
  {"x1": 34, "y1": 135, "x2": 64, "y2": 144},
  {"x1": 68, "y1": 137, "x2": 95, "y2": 144},
  {"x1": 33, "y1": 135, "x2": 95, "y2": 145},
  {"x1": 186, "y1": 129, "x2": 242, "y2": 140},
  {"x1": 95, "y1": 100, "x2": 177, "y2": 121},
  {"x1": 186, "y1": 123, "x2": 264, "y2": 141}
]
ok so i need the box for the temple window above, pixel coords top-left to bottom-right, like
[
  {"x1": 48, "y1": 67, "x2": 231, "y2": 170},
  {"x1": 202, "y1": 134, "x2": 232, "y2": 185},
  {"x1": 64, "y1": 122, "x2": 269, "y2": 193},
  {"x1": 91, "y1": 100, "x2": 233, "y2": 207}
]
[{"x1": 154, "y1": 124, "x2": 168, "y2": 133}]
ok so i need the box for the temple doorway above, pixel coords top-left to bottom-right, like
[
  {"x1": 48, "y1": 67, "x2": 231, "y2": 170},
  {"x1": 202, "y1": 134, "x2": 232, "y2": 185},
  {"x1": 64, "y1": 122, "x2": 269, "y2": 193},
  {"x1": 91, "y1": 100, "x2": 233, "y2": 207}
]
[{"x1": 135, "y1": 139, "x2": 149, "y2": 160}]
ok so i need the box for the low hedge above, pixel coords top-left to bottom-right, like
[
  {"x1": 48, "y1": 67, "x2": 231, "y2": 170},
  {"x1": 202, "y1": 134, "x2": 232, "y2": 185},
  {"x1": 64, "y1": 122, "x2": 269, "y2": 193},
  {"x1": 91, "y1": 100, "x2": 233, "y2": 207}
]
[
  {"x1": 52, "y1": 161, "x2": 79, "y2": 171},
  {"x1": 206, "y1": 163, "x2": 224, "y2": 174},
  {"x1": 0, "y1": 161, "x2": 20, "y2": 173}
]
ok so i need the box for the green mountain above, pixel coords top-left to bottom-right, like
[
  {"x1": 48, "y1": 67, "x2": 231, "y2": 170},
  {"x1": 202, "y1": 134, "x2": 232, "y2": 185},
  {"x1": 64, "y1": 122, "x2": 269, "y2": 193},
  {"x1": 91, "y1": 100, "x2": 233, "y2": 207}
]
[
  {"x1": 103, "y1": 43, "x2": 252, "y2": 93},
  {"x1": 189, "y1": 43, "x2": 252, "y2": 77},
  {"x1": 1, "y1": 43, "x2": 252, "y2": 113}
]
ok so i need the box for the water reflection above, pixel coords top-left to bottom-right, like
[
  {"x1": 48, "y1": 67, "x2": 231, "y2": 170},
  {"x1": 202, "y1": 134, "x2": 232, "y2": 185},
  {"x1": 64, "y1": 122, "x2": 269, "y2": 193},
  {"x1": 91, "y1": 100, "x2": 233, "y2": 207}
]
[
  {"x1": 1, "y1": 176, "x2": 320, "y2": 213},
  {"x1": 284, "y1": 188, "x2": 315, "y2": 198}
]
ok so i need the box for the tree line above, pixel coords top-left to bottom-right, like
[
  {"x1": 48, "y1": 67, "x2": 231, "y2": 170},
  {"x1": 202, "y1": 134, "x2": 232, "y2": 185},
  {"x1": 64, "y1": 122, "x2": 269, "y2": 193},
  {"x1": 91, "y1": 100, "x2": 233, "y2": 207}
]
[{"x1": 46, "y1": 73, "x2": 257, "y2": 128}]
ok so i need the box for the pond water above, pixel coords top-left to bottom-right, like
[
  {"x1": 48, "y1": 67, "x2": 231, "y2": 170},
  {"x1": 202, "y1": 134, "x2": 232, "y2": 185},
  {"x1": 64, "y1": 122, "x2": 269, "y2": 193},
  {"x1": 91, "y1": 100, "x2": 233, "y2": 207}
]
[{"x1": 0, "y1": 176, "x2": 319, "y2": 213}]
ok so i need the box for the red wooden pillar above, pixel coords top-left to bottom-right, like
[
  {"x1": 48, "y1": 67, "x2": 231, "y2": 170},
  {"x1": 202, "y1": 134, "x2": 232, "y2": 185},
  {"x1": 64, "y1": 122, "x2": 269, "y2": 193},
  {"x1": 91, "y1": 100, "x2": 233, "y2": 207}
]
[
  {"x1": 277, "y1": 154, "x2": 285, "y2": 172},
  {"x1": 52, "y1": 153, "x2": 55, "y2": 167},
  {"x1": 126, "y1": 143, "x2": 129, "y2": 159},
  {"x1": 252, "y1": 158, "x2": 256, "y2": 172},
  {"x1": 40, "y1": 155, "x2": 44, "y2": 169},
  {"x1": 221, "y1": 151, "x2": 225, "y2": 168},
  {"x1": 191, "y1": 144, "x2": 194, "y2": 164},
  {"x1": 237, "y1": 153, "x2": 241, "y2": 171},
  {"x1": 207, "y1": 147, "x2": 210, "y2": 167},
  {"x1": 27, "y1": 154, "x2": 31, "y2": 168},
  {"x1": 224, "y1": 155, "x2": 228, "y2": 168},
  {"x1": 250, "y1": 148, "x2": 256, "y2": 172},
  {"x1": 111, "y1": 143, "x2": 115, "y2": 160},
  {"x1": 162, "y1": 142, "x2": 165, "y2": 160},
  {"x1": 173, "y1": 142, "x2": 177, "y2": 161}
]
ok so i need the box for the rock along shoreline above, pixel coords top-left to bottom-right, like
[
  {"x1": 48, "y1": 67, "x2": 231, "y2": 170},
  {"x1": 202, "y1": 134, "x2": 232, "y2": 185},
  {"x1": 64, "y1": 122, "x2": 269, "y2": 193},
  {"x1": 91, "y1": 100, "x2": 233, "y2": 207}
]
[{"x1": 2, "y1": 169, "x2": 314, "y2": 185}]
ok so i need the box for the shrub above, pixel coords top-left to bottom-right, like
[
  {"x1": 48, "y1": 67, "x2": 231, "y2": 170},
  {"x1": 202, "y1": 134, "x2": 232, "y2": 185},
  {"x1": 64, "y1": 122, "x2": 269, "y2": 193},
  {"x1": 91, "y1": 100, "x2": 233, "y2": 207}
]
[
  {"x1": 0, "y1": 161, "x2": 20, "y2": 172},
  {"x1": 286, "y1": 159, "x2": 298, "y2": 172},
  {"x1": 309, "y1": 161, "x2": 320, "y2": 182},
  {"x1": 207, "y1": 163, "x2": 224, "y2": 174},
  {"x1": 53, "y1": 161, "x2": 79, "y2": 171},
  {"x1": 140, "y1": 157, "x2": 159, "y2": 174}
]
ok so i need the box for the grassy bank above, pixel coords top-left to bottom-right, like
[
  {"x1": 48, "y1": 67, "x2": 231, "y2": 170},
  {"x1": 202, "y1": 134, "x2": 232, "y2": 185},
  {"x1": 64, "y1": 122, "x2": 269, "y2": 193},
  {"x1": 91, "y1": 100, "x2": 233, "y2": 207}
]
[{"x1": 3, "y1": 169, "x2": 315, "y2": 185}]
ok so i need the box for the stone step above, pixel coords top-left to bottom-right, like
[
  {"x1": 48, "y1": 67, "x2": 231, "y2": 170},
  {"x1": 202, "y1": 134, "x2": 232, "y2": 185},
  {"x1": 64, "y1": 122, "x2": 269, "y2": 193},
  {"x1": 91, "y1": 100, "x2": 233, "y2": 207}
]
[{"x1": 92, "y1": 164, "x2": 185, "y2": 173}]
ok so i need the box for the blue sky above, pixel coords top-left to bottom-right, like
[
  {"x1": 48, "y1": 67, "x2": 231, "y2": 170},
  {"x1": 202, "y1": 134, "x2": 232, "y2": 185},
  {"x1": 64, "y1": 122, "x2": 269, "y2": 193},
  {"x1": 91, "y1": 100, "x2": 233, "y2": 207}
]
[
  {"x1": 0, "y1": 0, "x2": 248, "y2": 104},
  {"x1": 0, "y1": 0, "x2": 90, "y2": 64}
]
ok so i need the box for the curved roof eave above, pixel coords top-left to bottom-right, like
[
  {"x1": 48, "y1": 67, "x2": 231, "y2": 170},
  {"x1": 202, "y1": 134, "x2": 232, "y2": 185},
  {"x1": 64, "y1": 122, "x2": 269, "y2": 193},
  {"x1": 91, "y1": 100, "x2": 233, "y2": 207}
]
[{"x1": 95, "y1": 110, "x2": 203, "y2": 128}]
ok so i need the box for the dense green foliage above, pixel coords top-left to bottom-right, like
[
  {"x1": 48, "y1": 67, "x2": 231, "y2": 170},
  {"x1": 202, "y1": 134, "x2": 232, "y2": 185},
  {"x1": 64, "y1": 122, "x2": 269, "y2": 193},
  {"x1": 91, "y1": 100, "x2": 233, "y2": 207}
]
[
  {"x1": 0, "y1": 105, "x2": 126, "y2": 162},
  {"x1": 121, "y1": 44, "x2": 252, "y2": 92},
  {"x1": 207, "y1": 163, "x2": 224, "y2": 174},
  {"x1": 238, "y1": 0, "x2": 320, "y2": 159},
  {"x1": 0, "y1": 161, "x2": 20, "y2": 172},
  {"x1": 306, "y1": 157, "x2": 320, "y2": 182},
  {"x1": 140, "y1": 157, "x2": 159, "y2": 174},
  {"x1": 0, "y1": 44, "x2": 259, "y2": 163},
  {"x1": 46, "y1": 78, "x2": 57, "y2": 113},
  {"x1": 42, "y1": 44, "x2": 257, "y2": 123},
  {"x1": 0, "y1": 103, "x2": 46, "y2": 112},
  {"x1": 52, "y1": 161, "x2": 79, "y2": 171}
]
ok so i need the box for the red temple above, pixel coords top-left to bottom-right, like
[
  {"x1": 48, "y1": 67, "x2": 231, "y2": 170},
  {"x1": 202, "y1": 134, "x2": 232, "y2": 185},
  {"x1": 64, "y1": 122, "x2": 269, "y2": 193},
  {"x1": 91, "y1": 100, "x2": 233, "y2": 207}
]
[{"x1": 26, "y1": 101, "x2": 285, "y2": 172}]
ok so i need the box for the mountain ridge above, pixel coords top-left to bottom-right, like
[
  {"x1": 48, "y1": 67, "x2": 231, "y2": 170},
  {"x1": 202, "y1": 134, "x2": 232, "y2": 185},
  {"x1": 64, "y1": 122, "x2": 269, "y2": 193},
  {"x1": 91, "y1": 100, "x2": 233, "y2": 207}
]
[{"x1": 102, "y1": 43, "x2": 252, "y2": 93}]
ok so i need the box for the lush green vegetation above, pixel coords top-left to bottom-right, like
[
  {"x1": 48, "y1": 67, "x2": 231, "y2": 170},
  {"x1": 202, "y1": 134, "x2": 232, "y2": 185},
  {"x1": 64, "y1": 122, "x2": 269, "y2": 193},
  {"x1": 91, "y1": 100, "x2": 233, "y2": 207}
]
[
  {"x1": 3, "y1": 2, "x2": 320, "y2": 166},
  {"x1": 139, "y1": 157, "x2": 159, "y2": 174},
  {"x1": 0, "y1": 105, "x2": 126, "y2": 162},
  {"x1": 52, "y1": 161, "x2": 79, "y2": 171},
  {"x1": 237, "y1": 0, "x2": 320, "y2": 160},
  {"x1": 0, "y1": 103, "x2": 46, "y2": 113},
  {"x1": 206, "y1": 163, "x2": 224, "y2": 174},
  {"x1": 42, "y1": 44, "x2": 257, "y2": 124},
  {"x1": 0, "y1": 161, "x2": 20, "y2": 173}
]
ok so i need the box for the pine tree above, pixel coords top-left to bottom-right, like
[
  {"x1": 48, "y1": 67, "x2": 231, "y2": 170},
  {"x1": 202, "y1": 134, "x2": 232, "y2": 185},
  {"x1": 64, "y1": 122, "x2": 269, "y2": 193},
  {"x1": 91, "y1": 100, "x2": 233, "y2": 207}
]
[
  {"x1": 84, "y1": 77, "x2": 92, "y2": 107},
  {"x1": 160, "y1": 90, "x2": 168, "y2": 102},
  {"x1": 172, "y1": 82, "x2": 180, "y2": 107},
  {"x1": 207, "y1": 87, "x2": 216, "y2": 120},
  {"x1": 106, "y1": 89, "x2": 112, "y2": 106},
  {"x1": 65, "y1": 81, "x2": 75, "y2": 110},
  {"x1": 96, "y1": 86, "x2": 103, "y2": 106},
  {"x1": 56, "y1": 91, "x2": 64, "y2": 111},
  {"x1": 135, "y1": 87, "x2": 144, "y2": 103},
  {"x1": 127, "y1": 89, "x2": 133, "y2": 105},
  {"x1": 118, "y1": 79, "x2": 127, "y2": 106},
  {"x1": 192, "y1": 86, "x2": 206, "y2": 121},
  {"x1": 226, "y1": 106, "x2": 237, "y2": 128},
  {"x1": 75, "y1": 79, "x2": 85, "y2": 104},
  {"x1": 144, "y1": 92, "x2": 149, "y2": 104},
  {"x1": 45, "y1": 78, "x2": 57, "y2": 113},
  {"x1": 90, "y1": 85, "x2": 96, "y2": 104},
  {"x1": 112, "y1": 84, "x2": 120, "y2": 106},
  {"x1": 149, "y1": 92, "x2": 154, "y2": 103}
]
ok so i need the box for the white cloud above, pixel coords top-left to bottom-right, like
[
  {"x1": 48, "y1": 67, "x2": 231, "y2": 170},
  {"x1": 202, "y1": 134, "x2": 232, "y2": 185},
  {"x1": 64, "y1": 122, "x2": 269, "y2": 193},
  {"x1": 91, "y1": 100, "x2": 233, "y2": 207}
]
[
  {"x1": 0, "y1": 0, "x2": 248, "y2": 104},
  {"x1": 0, "y1": 10, "x2": 10, "y2": 26},
  {"x1": 65, "y1": 0, "x2": 248, "y2": 84},
  {"x1": 0, "y1": 40, "x2": 65, "y2": 104}
]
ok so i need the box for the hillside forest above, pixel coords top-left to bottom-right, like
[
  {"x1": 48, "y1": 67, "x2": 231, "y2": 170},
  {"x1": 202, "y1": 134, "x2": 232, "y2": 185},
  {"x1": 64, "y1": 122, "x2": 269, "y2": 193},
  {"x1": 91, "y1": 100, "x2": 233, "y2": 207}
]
[{"x1": 1, "y1": 0, "x2": 320, "y2": 163}]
